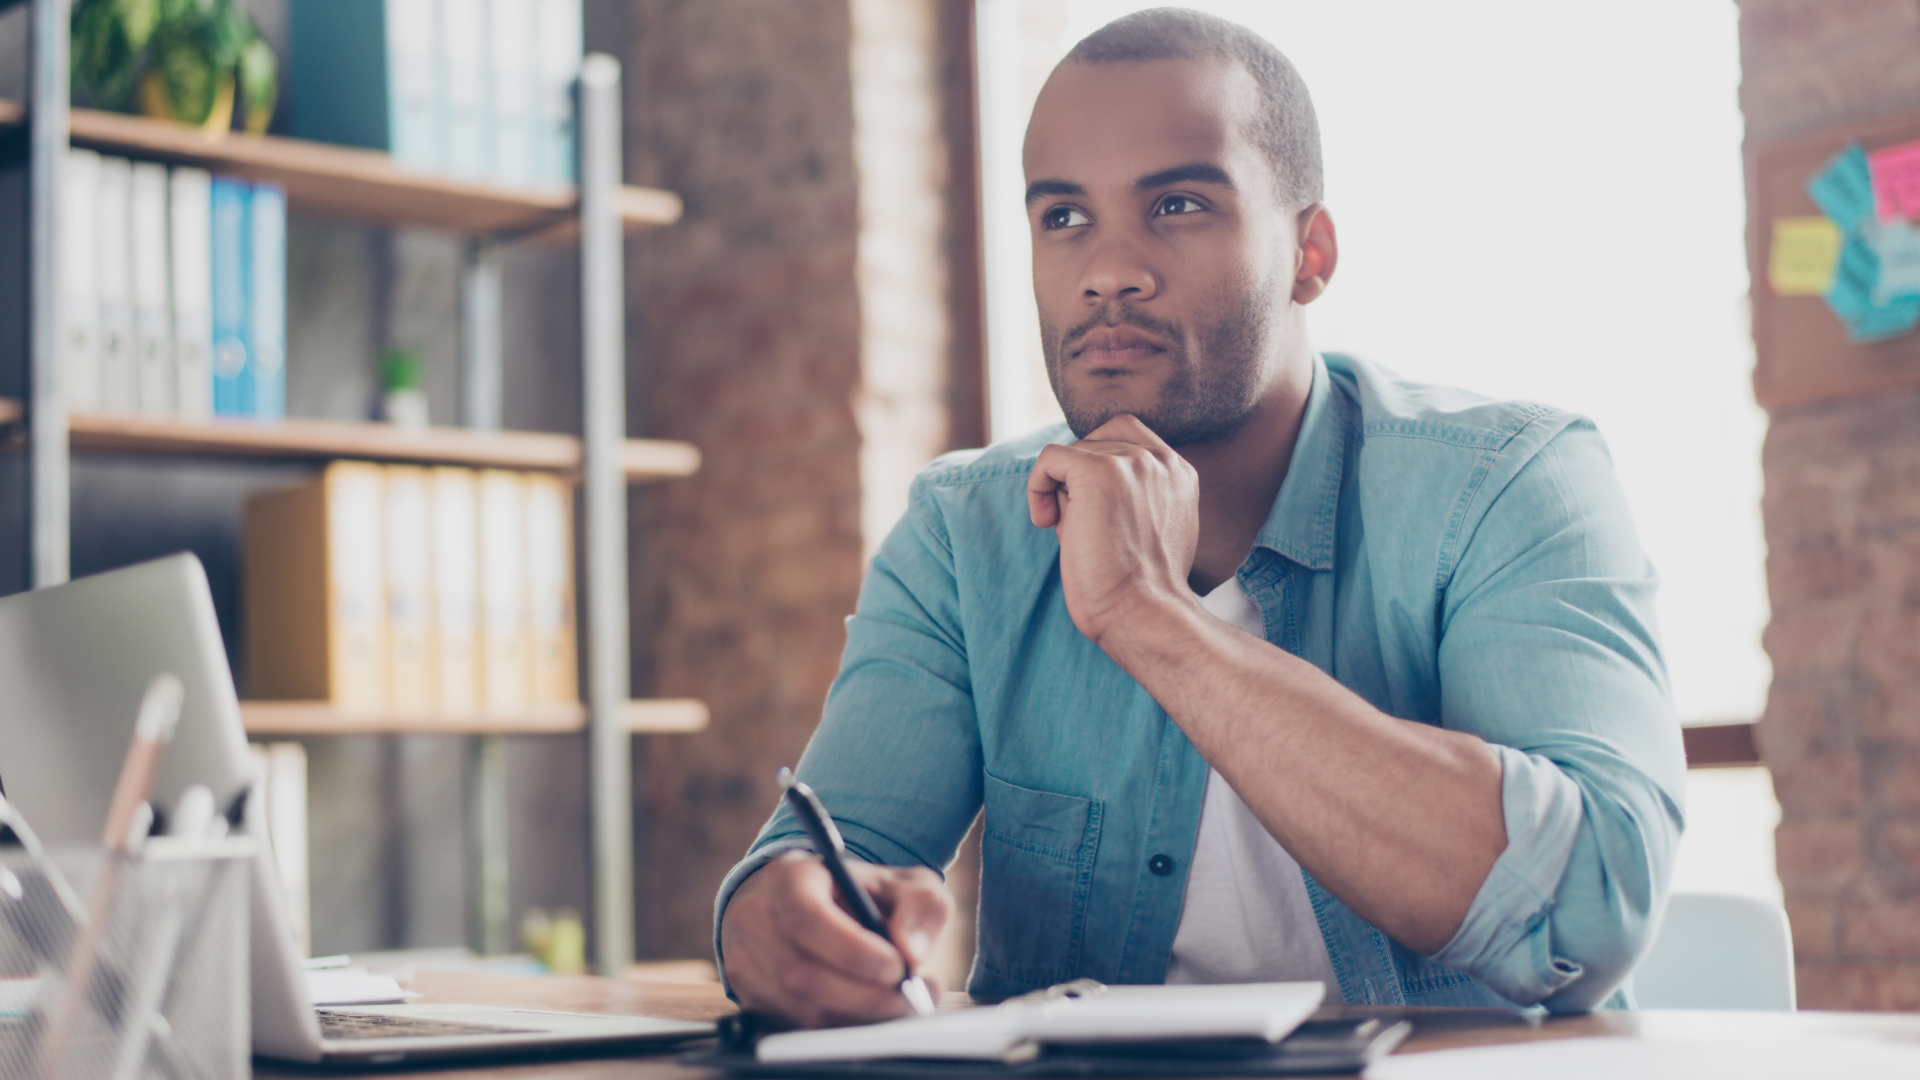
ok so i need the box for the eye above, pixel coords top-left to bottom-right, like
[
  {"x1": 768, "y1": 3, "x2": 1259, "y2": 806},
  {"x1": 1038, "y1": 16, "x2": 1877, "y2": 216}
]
[
  {"x1": 1041, "y1": 205, "x2": 1091, "y2": 230},
  {"x1": 1154, "y1": 194, "x2": 1206, "y2": 217}
]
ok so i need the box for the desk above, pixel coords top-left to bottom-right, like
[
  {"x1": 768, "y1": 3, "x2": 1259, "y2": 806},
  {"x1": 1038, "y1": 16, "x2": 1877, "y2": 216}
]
[{"x1": 252, "y1": 972, "x2": 1920, "y2": 1078}]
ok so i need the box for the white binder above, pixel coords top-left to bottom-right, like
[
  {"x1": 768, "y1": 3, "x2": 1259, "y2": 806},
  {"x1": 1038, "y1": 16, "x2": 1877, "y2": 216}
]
[
  {"x1": 61, "y1": 149, "x2": 102, "y2": 414},
  {"x1": 95, "y1": 156, "x2": 135, "y2": 415},
  {"x1": 129, "y1": 161, "x2": 174, "y2": 416}
]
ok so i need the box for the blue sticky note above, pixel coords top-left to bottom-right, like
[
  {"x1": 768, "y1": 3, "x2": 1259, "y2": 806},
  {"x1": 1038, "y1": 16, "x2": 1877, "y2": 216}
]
[
  {"x1": 1822, "y1": 233, "x2": 1920, "y2": 341},
  {"x1": 1824, "y1": 234, "x2": 1879, "y2": 323},
  {"x1": 1846, "y1": 296, "x2": 1920, "y2": 343},
  {"x1": 1810, "y1": 143, "x2": 1876, "y2": 234}
]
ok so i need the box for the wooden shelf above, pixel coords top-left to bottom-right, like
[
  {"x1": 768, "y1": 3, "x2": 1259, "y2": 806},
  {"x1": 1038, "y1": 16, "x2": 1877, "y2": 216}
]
[
  {"x1": 0, "y1": 99, "x2": 681, "y2": 241},
  {"x1": 241, "y1": 698, "x2": 709, "y2": 736},
  {"x1": 0, "y1": 404, "x2": 699, "y2": 482}
]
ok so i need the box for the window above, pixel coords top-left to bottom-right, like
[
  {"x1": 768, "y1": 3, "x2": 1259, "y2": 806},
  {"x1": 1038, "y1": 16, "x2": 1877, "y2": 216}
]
[{"x1": 978, "y1": 0, "x2": 1777, "y2": 901}]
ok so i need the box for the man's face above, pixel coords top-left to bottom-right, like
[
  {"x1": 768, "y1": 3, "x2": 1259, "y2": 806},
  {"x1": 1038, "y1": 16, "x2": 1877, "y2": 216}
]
[{"x1": 1024, "y1": 58, "x2": 1301, "y2": 445}]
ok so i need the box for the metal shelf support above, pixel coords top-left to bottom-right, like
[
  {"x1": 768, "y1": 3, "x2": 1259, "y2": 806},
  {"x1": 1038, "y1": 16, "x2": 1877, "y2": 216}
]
[
  {"x1": 29, "y1": 0, "x2": 69, "y2": 588},
  {"x1": 580, "y1": 53, "x2": 634, "y2": 975}
]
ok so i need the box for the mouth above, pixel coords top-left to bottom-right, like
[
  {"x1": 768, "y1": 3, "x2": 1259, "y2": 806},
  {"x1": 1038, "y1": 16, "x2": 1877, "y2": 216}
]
[{"x1": 1068, "y1": 325, "x2": 1171, "y2": 370}]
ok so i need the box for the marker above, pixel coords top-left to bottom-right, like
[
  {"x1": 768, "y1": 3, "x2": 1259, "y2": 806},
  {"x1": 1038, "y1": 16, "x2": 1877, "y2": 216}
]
[{"x1": 777, "y1": 767, "x2": 936, "y2": 1018}]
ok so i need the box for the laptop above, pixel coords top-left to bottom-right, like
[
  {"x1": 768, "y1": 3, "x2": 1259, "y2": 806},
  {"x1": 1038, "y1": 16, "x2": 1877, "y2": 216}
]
[{"x1": 0, "y1": 553, "x2": 716, "y2": 1065}]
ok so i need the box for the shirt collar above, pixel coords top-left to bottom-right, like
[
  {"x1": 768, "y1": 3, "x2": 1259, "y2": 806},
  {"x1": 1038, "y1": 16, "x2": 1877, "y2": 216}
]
[{"x1": 1252, "y1": 353, "x2": 1345, "y2": 572}]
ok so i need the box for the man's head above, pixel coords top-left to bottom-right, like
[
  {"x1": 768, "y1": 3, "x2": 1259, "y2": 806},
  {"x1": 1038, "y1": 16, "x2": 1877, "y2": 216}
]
[{"x1": 1025, "y1": 8, "x2": 1335, "y2": 445}]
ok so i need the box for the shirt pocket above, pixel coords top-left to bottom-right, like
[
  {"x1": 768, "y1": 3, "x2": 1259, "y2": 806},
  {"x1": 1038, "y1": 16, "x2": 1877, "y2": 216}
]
[{"x1": 973, "y1": 772, "x2": 1103, "y2": 992}]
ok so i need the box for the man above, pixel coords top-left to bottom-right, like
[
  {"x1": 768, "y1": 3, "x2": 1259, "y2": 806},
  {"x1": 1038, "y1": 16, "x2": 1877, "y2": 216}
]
[{"x1": 715, "y1": 8, "x2": 1684, "y2": 1027}]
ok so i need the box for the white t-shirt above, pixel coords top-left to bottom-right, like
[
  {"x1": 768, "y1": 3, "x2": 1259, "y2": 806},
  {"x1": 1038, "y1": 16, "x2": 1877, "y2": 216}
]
[{"x1": 1163, "y1": 576, "x2": 1343, "y2": 997}]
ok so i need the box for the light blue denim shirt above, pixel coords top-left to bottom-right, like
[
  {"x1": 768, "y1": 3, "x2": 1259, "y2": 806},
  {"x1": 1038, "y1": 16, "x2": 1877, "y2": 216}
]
[{"x1": 715, "y1": 353, "x2": 1686, "y2": 1012}]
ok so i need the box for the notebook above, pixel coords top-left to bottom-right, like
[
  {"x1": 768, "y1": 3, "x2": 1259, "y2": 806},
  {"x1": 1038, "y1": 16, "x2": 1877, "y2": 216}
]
[{"x1": 758, "y1": 982, "x2": 1326, "y2": 1065}]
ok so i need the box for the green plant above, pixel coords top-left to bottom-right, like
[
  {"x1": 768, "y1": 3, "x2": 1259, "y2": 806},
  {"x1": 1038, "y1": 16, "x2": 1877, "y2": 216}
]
[{"x1": 71, "y1": 0, "x2": 278, "y2": 132}]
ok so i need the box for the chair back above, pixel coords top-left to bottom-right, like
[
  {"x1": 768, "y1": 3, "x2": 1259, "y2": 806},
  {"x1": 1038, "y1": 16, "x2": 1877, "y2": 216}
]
[{"x1": 1633, "y1": 892, "x2": 1795, "y2": 1010}]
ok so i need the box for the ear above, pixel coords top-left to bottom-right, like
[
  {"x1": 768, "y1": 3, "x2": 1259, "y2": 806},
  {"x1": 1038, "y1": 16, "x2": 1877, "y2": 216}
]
[{"x1": 1291, "y1": 203, "x2": 1338, "y2": 305}]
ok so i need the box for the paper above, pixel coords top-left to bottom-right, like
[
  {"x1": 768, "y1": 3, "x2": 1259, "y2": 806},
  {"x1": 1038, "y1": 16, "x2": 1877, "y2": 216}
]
[
  {"x1": 306, "y1": 967, "x2": 411, "y2": 1007},
  {"x1": 1822, "y1": 233, "x2": 1920, "y2": 342},
  {"x1": 1809, "y1": 143, "x2": 1876, "y2": 233},
  {"x1": 1869, "y1": 139, "x2": 1920, "y2": 222},
  {"x1": 1363, "y1": 1035, "x2": 1920, "y2": 1080},
  {"x1": 1866, "y1": 219, "x2": 1920, "y2": 302},
  {"x1": 1767, "y1": 216, "x2": 1842, "y2": 295},
  {"x1": 758, "y1": 981, "x2": 1325, "y2": 1064}
]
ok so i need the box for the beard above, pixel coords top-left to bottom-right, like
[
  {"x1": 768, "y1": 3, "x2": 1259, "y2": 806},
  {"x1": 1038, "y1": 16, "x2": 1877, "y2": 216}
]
[{"x1": 1040, "y1": 277, "x2": 1277, "y2": 447}]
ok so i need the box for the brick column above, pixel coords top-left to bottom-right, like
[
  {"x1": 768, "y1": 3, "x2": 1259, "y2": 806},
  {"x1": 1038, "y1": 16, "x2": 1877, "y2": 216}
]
[
  {"x1": 623, "y1": 0, "x2": 868, "y2": 958},
  {"x1": 1740, "y1": 0, "x2": 1920, "y2": 1010}
]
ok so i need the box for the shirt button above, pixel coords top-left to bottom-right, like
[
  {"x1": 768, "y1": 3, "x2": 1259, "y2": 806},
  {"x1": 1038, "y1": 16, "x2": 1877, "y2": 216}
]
[{"x1": 1149, "y1": 854, "x2": 1175, "y2": 876}]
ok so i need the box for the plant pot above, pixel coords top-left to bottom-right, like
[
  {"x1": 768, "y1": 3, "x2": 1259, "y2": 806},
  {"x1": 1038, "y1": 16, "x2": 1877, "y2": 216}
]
[{"x1": 138, "y1": 70, "x2": 234, "y2": 137}]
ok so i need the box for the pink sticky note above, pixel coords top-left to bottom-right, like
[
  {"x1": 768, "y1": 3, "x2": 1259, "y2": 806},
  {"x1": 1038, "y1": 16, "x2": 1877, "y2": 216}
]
[{"x1": 1869, "y1": 140, "x2": 1920, "y2": 222}]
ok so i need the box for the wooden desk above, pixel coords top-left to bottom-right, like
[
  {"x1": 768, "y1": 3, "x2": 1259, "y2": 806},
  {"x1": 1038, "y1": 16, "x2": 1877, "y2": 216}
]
[{"x1": 252, "y1": 972, "x2": 1920, "y2": 1078}]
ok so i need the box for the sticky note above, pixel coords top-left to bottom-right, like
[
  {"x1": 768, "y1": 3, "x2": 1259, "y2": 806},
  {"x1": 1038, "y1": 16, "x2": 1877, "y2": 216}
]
[
  {"x1": 1768, "y1": 216, "x2": 1842, "y2": 296},
  {"x1": 1810, "y1": 143, "x2": 1875, "y2": 233},
  {"x1": 1869, "y1": 139, "x2": 1920, "y2": 223},
  {"x1": 1846, "y1": 296, "x2": 1920, "y2": 343},
  {"x1": 1822, "y1": 233, "x2": 1920, "y2": 343},
  {"x1": 1866, "y1": 219, "x2": 1920, "y2": 304}
]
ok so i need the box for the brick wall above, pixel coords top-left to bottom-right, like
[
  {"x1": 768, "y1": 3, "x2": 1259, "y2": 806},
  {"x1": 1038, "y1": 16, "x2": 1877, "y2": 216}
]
[
  {"x1": 1741, "y1": 0, "x2": 1920, "y2": 1009},
  {"x1": 621, "y1": 0, "x2": 868, "y2": 959}
]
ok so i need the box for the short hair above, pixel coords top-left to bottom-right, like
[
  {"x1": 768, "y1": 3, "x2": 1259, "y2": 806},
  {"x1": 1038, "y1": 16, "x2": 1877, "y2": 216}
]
[{"x1": 1064, "y1": 8, "x2": 1323, "y2": 208}]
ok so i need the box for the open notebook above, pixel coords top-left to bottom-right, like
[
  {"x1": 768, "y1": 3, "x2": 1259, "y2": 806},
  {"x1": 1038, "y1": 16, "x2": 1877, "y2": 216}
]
[{"x1": 758, "y1": 982, "x2": 1326, "y2": 1064}]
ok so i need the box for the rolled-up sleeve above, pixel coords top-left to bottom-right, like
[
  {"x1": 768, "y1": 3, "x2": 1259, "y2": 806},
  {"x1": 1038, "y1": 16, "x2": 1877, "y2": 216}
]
[
  {"x1": 1428, "y1": 420, "x2": 1687, "y2": 1012},
  {"x1": 711, "y1": 474, "x2": 985, "y2": 994}
]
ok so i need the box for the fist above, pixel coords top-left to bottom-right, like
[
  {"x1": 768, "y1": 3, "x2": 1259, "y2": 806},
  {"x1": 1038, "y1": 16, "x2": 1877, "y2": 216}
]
[
  {"x1": 720, "y1": 851, "x2": 953, "y2": 1028},
  {"x1": 1027, "y1": 415, "x2": 1200, "y2": 646}
]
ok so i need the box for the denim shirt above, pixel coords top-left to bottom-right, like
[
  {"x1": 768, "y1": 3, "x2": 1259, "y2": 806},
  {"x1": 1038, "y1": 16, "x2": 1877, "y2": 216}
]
[{"x1": 715, "y1": 353, "x2": 1686, "y2": 1012}]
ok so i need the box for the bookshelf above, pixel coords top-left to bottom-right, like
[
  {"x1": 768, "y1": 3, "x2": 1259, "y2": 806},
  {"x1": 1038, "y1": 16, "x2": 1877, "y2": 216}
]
[
  {"x1": 26, "y1": 408, "x2": 703, "y2": 480},
  {"x1": 0, "y1": 98, "x2": 683, "y2": 241},
  {"x1": 13, "y1": 2, "x2": 677, "y2": 972},
  {"x1": 240, "y1": 698, "x2": 710, "y2": 737}
]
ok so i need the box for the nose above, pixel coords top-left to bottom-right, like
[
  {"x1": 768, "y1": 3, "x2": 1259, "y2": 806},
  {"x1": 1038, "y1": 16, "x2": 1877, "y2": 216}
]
[{"x1": 1076, "y1": 232, "x2": 1159, "y2": 303}]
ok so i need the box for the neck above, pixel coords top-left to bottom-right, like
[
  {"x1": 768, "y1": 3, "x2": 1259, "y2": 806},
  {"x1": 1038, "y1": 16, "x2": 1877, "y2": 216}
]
[{"x1": 1180, "y1": 355, "x2": 1313, "y2": 596}]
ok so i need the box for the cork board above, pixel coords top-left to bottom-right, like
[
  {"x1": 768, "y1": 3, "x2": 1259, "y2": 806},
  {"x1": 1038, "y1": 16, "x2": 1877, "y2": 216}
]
[{"x1": 1749, "y1": 111, "x2": 1920, "y2": 411}]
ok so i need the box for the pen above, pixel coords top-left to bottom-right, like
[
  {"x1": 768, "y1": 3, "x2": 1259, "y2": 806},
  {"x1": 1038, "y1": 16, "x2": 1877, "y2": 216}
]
[
  {"x1": 777, "y1": 767, "x2": 936, "y2": 1018},
  {"x1": 38, "y1": 673, "x2": 185, "y2": 1080}
]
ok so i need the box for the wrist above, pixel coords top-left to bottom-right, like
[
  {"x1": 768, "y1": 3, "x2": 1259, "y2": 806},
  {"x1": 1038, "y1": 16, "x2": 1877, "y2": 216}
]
[{"x1": 1085, "y1": 584, "x2": 1210, "y2": 666}]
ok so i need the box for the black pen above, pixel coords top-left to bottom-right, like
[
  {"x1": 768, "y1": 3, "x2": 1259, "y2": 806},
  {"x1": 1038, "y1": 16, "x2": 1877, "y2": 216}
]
[{"x1": 777, "y1": 767, "x2": 937, "y2": 1017}]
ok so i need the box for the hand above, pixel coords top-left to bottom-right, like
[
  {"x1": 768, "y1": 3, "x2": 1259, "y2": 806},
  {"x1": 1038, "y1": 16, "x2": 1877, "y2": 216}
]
[
  {"x1": 720, "y1": 851, "x2": 953, "y2": 1028},
  {"x1": 1027, "y1": 415, "x2": 1200, "y2": 647}
]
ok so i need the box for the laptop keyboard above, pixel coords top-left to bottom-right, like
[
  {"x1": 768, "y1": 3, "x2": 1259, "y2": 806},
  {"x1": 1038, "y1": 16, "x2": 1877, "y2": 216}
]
[{"x1": 318, "y1": 1009, "x2": 543, "y2": 1041}]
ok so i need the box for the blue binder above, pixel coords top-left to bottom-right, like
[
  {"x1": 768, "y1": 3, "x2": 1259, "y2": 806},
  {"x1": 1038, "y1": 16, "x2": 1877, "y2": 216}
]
[
  {"x1": 249, "y1": 183, "x2": 287, "y2": 421},
  {"x1": 210, "y1": 177, "x2": 250, "y2": 417}
]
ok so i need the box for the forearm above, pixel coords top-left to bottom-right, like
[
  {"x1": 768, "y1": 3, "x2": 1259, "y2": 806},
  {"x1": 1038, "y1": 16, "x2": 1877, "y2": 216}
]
[{"x1": 1099, "y1": 595, "x2": 1506, "y2": 954}]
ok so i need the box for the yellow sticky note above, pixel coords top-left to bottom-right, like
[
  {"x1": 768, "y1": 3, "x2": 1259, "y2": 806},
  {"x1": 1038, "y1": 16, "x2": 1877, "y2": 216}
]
[{"x1": 1769, "y1": 216, "x2": 1843, "y2": 296}]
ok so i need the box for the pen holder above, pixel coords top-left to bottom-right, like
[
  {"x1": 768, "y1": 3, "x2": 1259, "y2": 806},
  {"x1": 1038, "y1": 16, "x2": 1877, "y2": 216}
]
[{"x1": 0, "y1": 838, "x2": 252, "y2": 1080}]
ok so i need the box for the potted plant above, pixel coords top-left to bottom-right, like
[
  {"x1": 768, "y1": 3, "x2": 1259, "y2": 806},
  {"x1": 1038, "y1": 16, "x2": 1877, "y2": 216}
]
[{"x1": 71, "y1": 0, "x2": 278, "y2": 137}]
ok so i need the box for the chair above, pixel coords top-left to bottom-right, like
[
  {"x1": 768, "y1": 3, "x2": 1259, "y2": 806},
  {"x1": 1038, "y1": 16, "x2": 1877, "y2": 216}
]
[{"x1": 1632, "y1": 892, "x2": 1796, "y2": 1010}]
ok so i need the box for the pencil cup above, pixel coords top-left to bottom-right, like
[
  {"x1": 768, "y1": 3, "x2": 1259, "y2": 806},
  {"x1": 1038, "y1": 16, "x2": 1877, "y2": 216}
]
[{"x1": 0, "y1": 838, "x2": 252, "y2": 1080}]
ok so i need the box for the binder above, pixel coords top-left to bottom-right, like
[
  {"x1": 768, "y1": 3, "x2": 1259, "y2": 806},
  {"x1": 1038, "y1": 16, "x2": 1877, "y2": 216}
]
[
  {"x1": 430, "y1": 467, "x2": 481, "y2": 715},
  {"x1": 129, "y1": 161, "x2": 173, "y2": 416},
  {"x1": 441, "y1": 0, "x2": 490, "y2": 180},
  {"x1": 488, "y1": 0, "x2": 538, "y2": 184},
  {"x1": 288, "y1": 0, "x2": 443, "y2": 171},
  {"x1": 61, "y1": 149, "x2": 101, "y2": 414},
  {"x1": 476, "y1": 469, "x2": 530, "y2": 713},
  {"x1": 210, "y1": 177, "x2": 251, "y2": 417},
  {"x1": 96, "y1": 155, "x2": 135, "y2": 415},
  {"x1": 245, "y1": 462, "x2": 389, "y2": 714},
  {"x1": 249, "y1": 182, "x2": 287, "y2": 420},
  {"x1": 384, "y1": 466, "x2": 434, "y2": 715},
  {"x1": 388, "y1": 0, "x2": 443, "y2": 170},
  {"x1": 534, "y1": 0, "x2": 581, "y2": 182},
  {"x1": 525, "y1": 473, "x2": 577, "y2": 704},
  {"x1": 169, "y1": 167, "x2": 215, "y2": 421}
]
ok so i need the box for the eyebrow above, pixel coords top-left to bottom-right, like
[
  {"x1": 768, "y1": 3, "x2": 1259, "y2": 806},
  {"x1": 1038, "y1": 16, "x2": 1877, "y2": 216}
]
[
  {"x1": 1135, "y1": 162, "x2": 1235, "y2": 191},
  {"x1": 1025, "y1": 179, "x2": 1086, "y2": 207}
]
